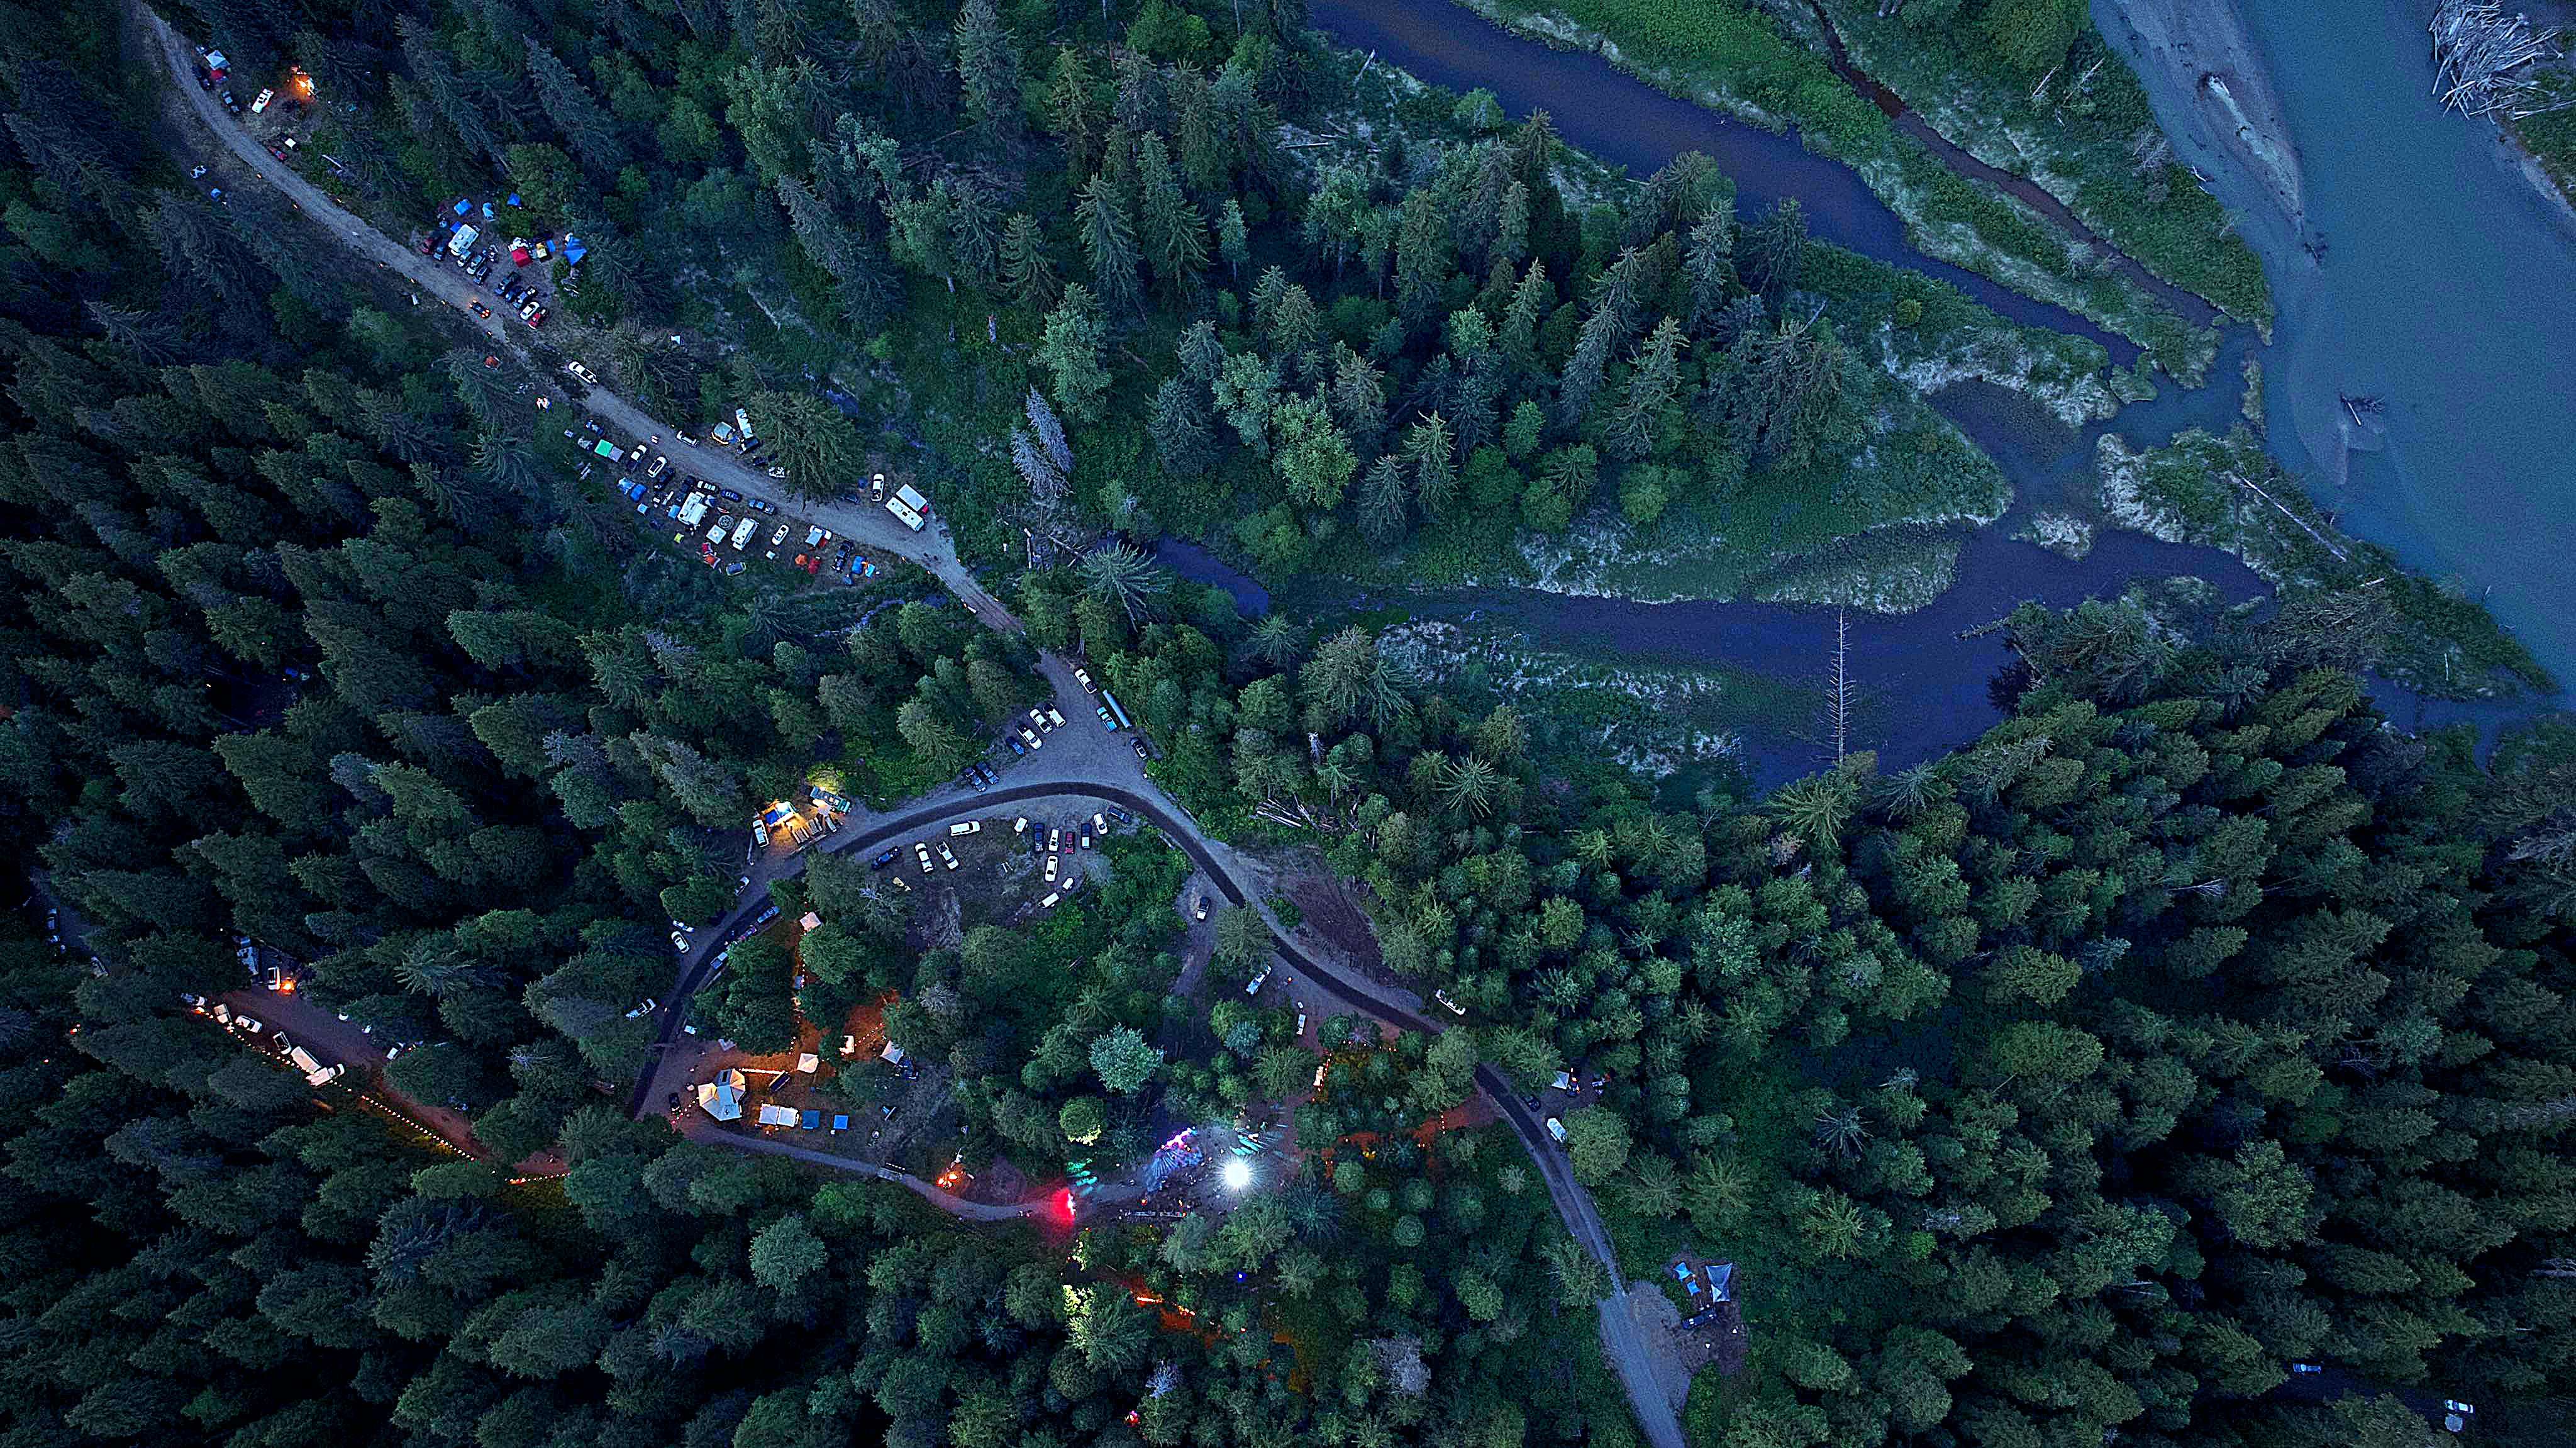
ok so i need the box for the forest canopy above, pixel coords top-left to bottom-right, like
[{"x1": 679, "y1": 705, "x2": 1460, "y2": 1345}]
[{"x1": 0, "y1": 2, "x2": 2568, "y2": 1447}]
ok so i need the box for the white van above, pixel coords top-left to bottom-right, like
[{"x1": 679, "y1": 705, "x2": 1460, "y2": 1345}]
[
  {"x1": 885, "y1": 483, "x2": 929, "y2": 531},
  {"x1": 948, "y1": 821, "x2": 980, "y2": 837},
  {"x1": 731, "y1": 517, "x2": 757, "y2": 549}
]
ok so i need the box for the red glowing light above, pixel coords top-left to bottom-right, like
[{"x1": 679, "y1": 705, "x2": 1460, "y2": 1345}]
[{"x1": 1055, "y1": 1188, "x2": 1075, "y2": 1222}]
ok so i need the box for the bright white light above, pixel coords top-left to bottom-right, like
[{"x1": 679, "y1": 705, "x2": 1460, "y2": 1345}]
[{"x1": 1220, "y1": 1159, "x2": 1253, "y2": 1192}]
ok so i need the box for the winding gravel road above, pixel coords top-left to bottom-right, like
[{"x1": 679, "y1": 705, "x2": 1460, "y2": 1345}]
[{"x1": 143, "y1": 18, "x2": 1683, "y2": 1442}]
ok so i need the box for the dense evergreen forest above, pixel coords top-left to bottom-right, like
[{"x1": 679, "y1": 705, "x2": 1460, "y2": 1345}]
[{"x1": 1, "y1": 1, "x2": 2573, "y2": 1446}]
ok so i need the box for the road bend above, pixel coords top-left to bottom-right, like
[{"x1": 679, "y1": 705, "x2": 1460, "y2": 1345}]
[{"x1": 143, "y1": 24, "x2": 1682, "y2": 1443}]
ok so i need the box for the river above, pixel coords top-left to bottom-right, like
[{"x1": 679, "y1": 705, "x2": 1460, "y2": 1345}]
[
  {"x1": 2097, "y1": 0, "x2": 2576, "y2": 688},
  {"x1": 1187, "y1": 0, "x2": 2572, "y2": 786}
]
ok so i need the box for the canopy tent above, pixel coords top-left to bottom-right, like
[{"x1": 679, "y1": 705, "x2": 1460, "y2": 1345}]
[{"x1": 694, "y1": 1067, "x2": 746, "y2": 1122}]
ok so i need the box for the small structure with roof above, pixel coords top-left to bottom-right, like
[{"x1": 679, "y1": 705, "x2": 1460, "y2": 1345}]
[{"x1": 696, "y1": 1067, "x2": 747, "y2": 1122}]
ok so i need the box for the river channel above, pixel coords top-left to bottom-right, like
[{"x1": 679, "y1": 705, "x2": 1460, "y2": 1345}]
[
  {"x1": 2099, "y1": 0, "x2": 2576, "y2": 693},
  {"x1": 1167, "y1": 0, "x2": 2575, "y2": 786}
]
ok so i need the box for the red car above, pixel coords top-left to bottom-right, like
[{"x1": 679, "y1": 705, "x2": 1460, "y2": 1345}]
[{"x1": 523, "y1": 308, "x2": 545, "y2": 328}]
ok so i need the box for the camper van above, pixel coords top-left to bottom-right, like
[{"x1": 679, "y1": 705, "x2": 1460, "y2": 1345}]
[{"x1": 884, "y1": 482, "x2": 930, "y2": 532}]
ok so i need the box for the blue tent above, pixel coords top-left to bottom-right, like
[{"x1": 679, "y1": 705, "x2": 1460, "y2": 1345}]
[
  {"x1": 453, "y1": 199, "x2": 470, "y2": 216},
  {"x1": 562, "y1": 236, "x2": 588, "y2": 265},
  {"x1": 506, "y1": 193, "x2": 521, "y2": 206}
]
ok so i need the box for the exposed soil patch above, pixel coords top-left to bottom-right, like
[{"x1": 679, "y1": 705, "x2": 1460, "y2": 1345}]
[
  {"x1": 1283, "y1": 867, "x2": 1384, "y2": 979},
  {"x1": 1690, "y1": 1298, "x2": 1748, "y2": 1378}
]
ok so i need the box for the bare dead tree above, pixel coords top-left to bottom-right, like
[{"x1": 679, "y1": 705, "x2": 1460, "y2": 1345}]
[{"x1": 1824, "y1": 608, "x2": 1852, "y2": 766}]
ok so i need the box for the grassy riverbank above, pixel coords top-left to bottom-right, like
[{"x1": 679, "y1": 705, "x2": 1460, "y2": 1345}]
[
  {"x1": 1379, "y1": 618, "x2": 1814, "y2": 781},
  {"x1": 1450, "y1": 0, "x2": 2228, "y2": 379},
  {"x1": 2090, "y1": 427, "x2": 2554, "y2": 700},
  {"x1": 1807, "y1": 0, "x2": 2271, "y2": 326}
]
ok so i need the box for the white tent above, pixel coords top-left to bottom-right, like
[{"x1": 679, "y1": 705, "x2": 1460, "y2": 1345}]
[{"x1": 695, "y1": 1067, "x2": 746, "y2": 1122}]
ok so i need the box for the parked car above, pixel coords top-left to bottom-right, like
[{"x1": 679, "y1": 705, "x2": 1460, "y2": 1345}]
[
  {"x1": 1193, "y1": 896, "x2": 1209, "y2": 922},
  {"x1": 869, "y1": 847, "x2": 899, "y2": 870},
  {"x1": 769, "y1": 523, "x2": 789, "y2": 547}
]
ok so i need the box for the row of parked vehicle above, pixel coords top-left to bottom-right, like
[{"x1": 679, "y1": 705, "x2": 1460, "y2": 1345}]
[
  {"x1": 442, "y1": 239, "x2": 548, "y2": 328},
  {"x1": 177, "y1": 994, "x2": 348, "y2": 1086}
]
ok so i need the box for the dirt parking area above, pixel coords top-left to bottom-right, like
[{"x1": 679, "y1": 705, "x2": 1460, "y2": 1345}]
[{"x1": 1622, "y1": 1258, "x2": 1748, "y2": 1410}]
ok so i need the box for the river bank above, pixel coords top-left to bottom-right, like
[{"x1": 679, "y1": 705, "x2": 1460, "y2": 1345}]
[{"x1": 2092, "y1": 0, "x2": 2308, "y2": 255}]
